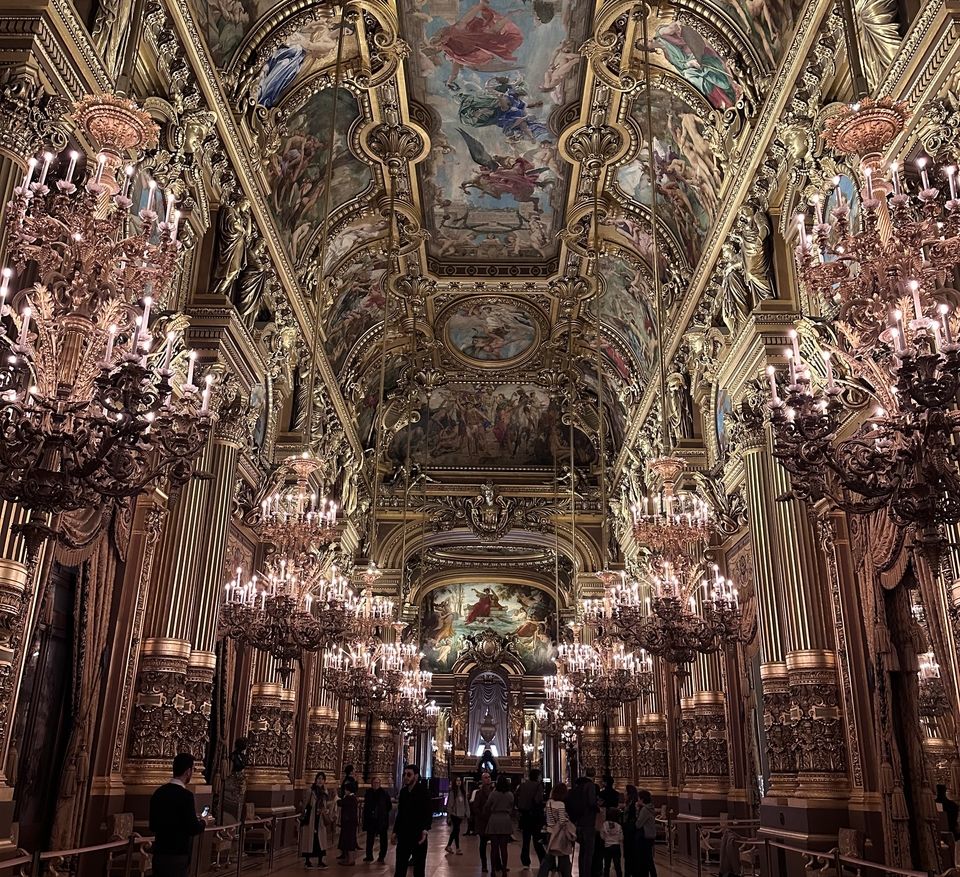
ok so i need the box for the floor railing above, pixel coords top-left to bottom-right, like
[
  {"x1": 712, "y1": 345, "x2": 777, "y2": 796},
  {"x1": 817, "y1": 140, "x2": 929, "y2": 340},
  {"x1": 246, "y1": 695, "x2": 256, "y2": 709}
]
[{"x1": 0, "y1": 811, "x2": 303, "y2": 877}]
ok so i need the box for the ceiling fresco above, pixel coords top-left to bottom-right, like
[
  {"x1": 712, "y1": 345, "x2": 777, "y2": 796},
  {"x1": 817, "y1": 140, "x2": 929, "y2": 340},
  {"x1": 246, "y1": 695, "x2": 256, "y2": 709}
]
[
  {"x1": 389, "y1": 382, "x2": 595, "y2": 468},
  {"x1": 401, "y1": 0, "x2": 589, "y2": 271}
]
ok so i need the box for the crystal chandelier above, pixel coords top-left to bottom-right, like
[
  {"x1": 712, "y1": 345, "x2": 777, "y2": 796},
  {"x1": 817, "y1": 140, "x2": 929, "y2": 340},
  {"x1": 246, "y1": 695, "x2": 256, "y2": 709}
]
[
  {"x1": 221, "y1": 556, "x2": 355, "y2": 682},
  {"x1": 0, "y1": 94, "x2": 212, "y2": 522},
  {"x1": 323, "y1": 634, "x2": 417, "y2": 712},
  {"x1": 258, "y1": 452, "x2": 338, "y2": 554},
  {"x1": 381, "y1": 668, "x2": 438, "y2": 734},
  {"x1": 766, "y1": 97, "x2": 960, "y2": 556}
]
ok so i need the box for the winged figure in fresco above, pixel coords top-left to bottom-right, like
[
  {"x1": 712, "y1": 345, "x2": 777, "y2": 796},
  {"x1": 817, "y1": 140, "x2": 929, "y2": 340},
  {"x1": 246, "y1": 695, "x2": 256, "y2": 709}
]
[{"x1": 457, "y1": 129, "x2": 548, "y2": 212}]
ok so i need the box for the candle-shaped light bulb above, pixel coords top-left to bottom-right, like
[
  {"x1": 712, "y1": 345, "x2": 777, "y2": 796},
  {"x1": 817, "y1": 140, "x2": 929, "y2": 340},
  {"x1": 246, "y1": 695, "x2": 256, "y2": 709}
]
[
  {"x1": 939, "y1": 303, "x2": 953, "y2": 345},
  {"x1": 164, "y1": 191, "x2": 175, "y2": 224},
  {"x1": 161, "y1": 331, "x2": 175, "y2": 371},
  {"x1": 38, "y1": 151, "x2": 54, "y2": 186},
  {"x1": 93, "y1": 153, "x2": 106, "y2": 183},
  {"x1": 795, "y1": 214, "x2": 808, "y2": 250},
  {"x1": 147, "y1": 179, "x2": 158, "y2": 212},
  {"x1": 789, "y1": 328, "x2": 801, "y2": 363},
  {"x1": 121, "y1": 164, "x2": 135, "y2": 199},
  {"x1": 17, "y1": 307, "x2": 31, "y2": 345},
  {"x1": 0, "y1": 268, "x2": 10, "y2": 303},
  {"x1": 917, "y1": 156, "x2": 931, "y2": 190},
  {"x1": 833, "y1": 175, "x2": 845, "y2": 208},
  {"x1": 864, "y1": 166, "x2": 873, "y2": 201},
  {"x1": 200, "y1": 373, "x2": 214, "y2": 415},
  {"x1": 766, "y1": 364, "x2": 780, "y2": 404},
  {"x1": 822, "y1": 350, "x2": 835, "y2": 388},
  {"x1": 141, "y1": 295, "x2": 153, "y2": 334},
  {"x1": 104, "y1": 324, "x2": 118, "y2": 363},
  {"x1": 22, "y1": 156, "x2": 37, "y2": 190},
  {"x1": 185, "y1": 350, "x2": 197, "y2": 388},
  {"x1": 910, "y1": 280, "x2": 923, "y2": 321},
  {"x1": 891, "y1": 161, "x2": 902, "y2": 196},
  {"x1": 171, "y1": 209, "x2": 181, "y2": 242},
  {"x1": 786, "y1": 349, "x2": 797, "y2": 385},
  {"x1": 893, "y1": 309, "x2": 906, "y2": 351},
  {"x1": 812, "y1": 194, "x2": 824, "y2": 224},
  {"x1": 65, "y1": 150, "x2": 79, "y2": 184},
  {"x1": 948, "y1": 166, "x2": 959, "y2": 202}
]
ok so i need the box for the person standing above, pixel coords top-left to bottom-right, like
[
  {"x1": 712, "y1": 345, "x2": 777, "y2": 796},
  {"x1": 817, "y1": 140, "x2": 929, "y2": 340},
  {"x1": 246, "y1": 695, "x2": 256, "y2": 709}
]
[
  {"x1": 600, "y1": 808, "x2": 624, "y2": 877},
  {"x1": 363, "y1": 776, "x2": 392, "y2": 863},
  {"x1": 393, "y1": 764, "x2": 432, "y2": 877},
  {"x1": 635, "y1": 790, "x2": 658, "y2": 877},
  {"x1": 340, "y1": 764, "x2": 359, "y2": 798},
  {"x1": 566, "y1": 772, "x2": 599, "y2": 877},
  {"x1": 471, "y1": 770, "x2": 495, "y2": 872},
  {"x1": 300, "y1": 772, "x2": 332, "y2": 869},
  {"x1": 538, "y1": 783, "x2": 573, "y2": 877},
  {"x1": 445, "y1": 776, "x2": 468, "y2": 854},
  {"x1": 516, "y1": 767, "x2": 546, "y2": 868},
  {"x1": 337, "y1": 784, "x2": 360, "y2": 865},
  {"x1": 149, "y1": 753, "x2": 211, "y2": 877},
  {"x1": 622, "y1": 786, "x2": 639, "y2": 877},
  {"x1": 484, "y1": 774, "x2": 515, "y2": 877}
]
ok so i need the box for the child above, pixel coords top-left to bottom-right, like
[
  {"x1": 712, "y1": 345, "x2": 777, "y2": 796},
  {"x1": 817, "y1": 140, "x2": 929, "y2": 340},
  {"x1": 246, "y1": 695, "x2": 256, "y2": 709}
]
[{"x1": 601, "y1": 806, "x2": 624, "y2": 877}]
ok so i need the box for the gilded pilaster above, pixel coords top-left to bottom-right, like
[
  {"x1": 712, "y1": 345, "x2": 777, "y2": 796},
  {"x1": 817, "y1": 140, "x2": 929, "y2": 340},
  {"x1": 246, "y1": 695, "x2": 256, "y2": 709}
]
[{"x1": 734, "y1": 401, "x2": 797, "y2": 792}]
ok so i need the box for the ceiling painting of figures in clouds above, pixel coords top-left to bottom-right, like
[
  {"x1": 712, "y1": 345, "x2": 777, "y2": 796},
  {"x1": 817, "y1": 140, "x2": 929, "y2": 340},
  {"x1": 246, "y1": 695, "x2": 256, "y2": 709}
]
[{"x1": 401, "y1": 0, "x2": 590, "y2": 270}]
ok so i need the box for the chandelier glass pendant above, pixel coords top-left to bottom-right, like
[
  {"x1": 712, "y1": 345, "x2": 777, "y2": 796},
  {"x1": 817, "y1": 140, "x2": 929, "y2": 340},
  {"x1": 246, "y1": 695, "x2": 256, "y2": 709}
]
[
  {"x1": 221, "y1": 556, "x2": 355, "y2": 682},
  {"x1": 766, "y1": 97, "x2": 960, "y2": 554},
  {"x1": 0, "y1": 94, "x2": 213, "y2": 519}
]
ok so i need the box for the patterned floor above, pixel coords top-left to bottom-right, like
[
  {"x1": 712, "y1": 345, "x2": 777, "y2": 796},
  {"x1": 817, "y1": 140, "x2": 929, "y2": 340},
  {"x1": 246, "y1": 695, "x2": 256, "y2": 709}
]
[{"x1": 267, "y1": 830, "x2": 697, "y2": 877}]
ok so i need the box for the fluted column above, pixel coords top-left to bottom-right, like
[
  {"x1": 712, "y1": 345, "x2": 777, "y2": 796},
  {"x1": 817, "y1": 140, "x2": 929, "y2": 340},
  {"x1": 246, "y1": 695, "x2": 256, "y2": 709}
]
[
  {"x1": 770, "y1": 465, "x2": 849, "y2": 800},
  {"x1": 683, "y1": 652, "x2": 729, "y2": 799},
  {"x1": 736, "y1": 411, "x2": 796, "y2": 793},
  {"x1": 301, "y1": 652, "x2": 339, "y2": 785},
  {"x1": 122, "y1": 385, "x2": 248, "y2": 797}
]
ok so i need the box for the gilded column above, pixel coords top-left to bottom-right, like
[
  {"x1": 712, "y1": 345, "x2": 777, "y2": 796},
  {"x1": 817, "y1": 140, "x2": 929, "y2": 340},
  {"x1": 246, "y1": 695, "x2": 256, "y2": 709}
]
[
  {"x1": 0, "y1": 70, "x2": 57, "y2": 848},
  {"x1": 683, "y1": 651, "x2": 729, "y2": 804},
  {"x1": 733, "y1": 399, "x2": 796, "y2": 794},
  {"x1": 636, "y1": 658, "x2": 668, "y2": 794},
  {"x1": 304, "y1": 653, "x2": 339, "y2": 780},
  {"x1": 770, "y1": 464, "x2": 849, "y2": 800},
  {"x1": 246, "y1": 653, "x2": 296, "y2": 812}
]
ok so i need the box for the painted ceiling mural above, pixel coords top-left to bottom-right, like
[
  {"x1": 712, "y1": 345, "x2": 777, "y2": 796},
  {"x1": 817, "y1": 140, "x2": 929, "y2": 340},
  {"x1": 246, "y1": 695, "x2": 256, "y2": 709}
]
[
  {"x1": 265, "y1": 87, "x2": 373, "y2": 260},
  {"x1": 419, "y1": 582, "x2": 557, "y2": 673},
  {"x1": 389, "y1": 382, "x2": 594, "y2": 468},
  {"x1": 401, "y1": 0, "x2": 589, "y2": 269}
]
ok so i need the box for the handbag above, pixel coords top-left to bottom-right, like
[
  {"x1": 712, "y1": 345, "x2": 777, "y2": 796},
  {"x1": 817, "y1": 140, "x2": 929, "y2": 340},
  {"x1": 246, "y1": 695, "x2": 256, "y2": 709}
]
[{"x1": 546, "y1": 820, "x2": 576, "y2": 856}]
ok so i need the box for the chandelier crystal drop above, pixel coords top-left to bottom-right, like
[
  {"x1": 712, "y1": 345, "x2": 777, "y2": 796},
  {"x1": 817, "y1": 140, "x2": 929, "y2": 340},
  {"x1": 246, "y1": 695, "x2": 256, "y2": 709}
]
[
  {"x1": 0, "y1": 95, "x2": 212, "y2": 519},
  {"x1": 767, "y1": 98, "x2": 960, "y2": 553}
]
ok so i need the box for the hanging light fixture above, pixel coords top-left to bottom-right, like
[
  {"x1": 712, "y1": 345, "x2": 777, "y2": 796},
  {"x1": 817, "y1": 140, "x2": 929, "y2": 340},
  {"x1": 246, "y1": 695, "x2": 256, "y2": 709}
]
[
  {"x1": 764, "y1": 1, "x2": 960, "y2": 558},
  {"x1": 257, "y1": 452, "x2": 339, "y2": 555},
  {"x1": 0, "y1": 94, "x2": 212, "y2": 521},
  {"x1": 221, "y1": 555, "x2": 355, "y2": 682}
]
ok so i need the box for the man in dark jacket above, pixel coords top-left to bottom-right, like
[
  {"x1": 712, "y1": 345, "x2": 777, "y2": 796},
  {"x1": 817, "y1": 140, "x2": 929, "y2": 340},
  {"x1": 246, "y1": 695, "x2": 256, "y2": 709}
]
[
  {"x1": 470, "y1": 770, "x2": 494, "y2": 872},
  {"x1": 149, "y1": 753, "x2": 210, "y2": 877},
  {"x1": 516, "y1": 767, "x2": 546, "y2": 867},
  {"x1": 566, "y1": 771, "x2": 599, "y2": 877},
  {"x1": 363, "y1": 776, "x2": 393, "y2": 863},
  {"x1": 392, "y1": 763, "x2": 432, "y2": 877}
]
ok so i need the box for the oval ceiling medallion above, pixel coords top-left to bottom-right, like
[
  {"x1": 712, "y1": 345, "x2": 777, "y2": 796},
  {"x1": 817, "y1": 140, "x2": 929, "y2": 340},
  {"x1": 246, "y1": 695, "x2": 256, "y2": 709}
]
[{"x1": 439, "y1": 296, "x2": 545, "y2": 369}]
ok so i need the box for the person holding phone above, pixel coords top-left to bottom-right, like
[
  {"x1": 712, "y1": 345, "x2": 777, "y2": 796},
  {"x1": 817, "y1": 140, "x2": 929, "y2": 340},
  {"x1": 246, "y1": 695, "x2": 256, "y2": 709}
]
[{"x1": 149, "y1": 753, "x2": 213, "y2": 877}]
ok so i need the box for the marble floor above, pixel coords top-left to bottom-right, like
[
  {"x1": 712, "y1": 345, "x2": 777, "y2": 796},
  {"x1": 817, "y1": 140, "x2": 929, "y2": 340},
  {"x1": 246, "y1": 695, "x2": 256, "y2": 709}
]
[{"x1": 266, "y1": 831, "x2": 697, "y2": 877}]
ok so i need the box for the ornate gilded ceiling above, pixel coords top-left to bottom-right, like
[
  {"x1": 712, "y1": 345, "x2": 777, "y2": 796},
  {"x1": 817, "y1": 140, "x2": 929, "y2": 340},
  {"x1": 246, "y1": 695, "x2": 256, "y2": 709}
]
[{"x1": 177, "y1": 0, "x2": 902, "y2": 489}]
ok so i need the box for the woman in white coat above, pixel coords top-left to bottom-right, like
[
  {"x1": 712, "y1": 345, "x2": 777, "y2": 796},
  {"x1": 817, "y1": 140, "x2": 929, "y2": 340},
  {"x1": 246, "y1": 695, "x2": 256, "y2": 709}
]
[{"x1": 300, "y1": 771, "x2": 333, "y2": 868}]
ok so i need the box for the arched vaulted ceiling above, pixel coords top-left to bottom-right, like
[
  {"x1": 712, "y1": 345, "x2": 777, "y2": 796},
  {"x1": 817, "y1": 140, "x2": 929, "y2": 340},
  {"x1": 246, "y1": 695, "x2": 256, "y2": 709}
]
[{"x1": 191, "y1": 0, "x2": 799, "y2": 472}]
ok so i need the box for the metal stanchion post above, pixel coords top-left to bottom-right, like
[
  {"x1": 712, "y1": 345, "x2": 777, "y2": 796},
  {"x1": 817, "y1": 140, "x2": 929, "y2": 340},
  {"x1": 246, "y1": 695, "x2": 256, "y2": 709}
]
[
  {"x1": 763, "y1": 837, "x2": 771, "y2": 877},
  {"x1": 123, "y1": 834, "x2": 136, "y2": 877},
  {"x1": 236, "y1": 817, "x2": 245, "y2": 877},
  {"x1": 268, "y1": 816, "x2": 277, "y2": 872},
  {"x1": 833, "y1": 847, "x2": 842, "y2": 877},
  {"x1": 28, "y1": 850, "x2": 40, "y2": 877}
]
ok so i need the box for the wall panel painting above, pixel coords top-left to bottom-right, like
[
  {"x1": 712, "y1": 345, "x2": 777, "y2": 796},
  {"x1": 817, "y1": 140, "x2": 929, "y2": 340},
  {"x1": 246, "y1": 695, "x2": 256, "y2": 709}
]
[
  {"x1": 400, "y1": 0, "x2": 590, "y2": 264},
  {"x1": 600, "y1": 254, "x2": 659, "y2": 387},
  {"x1": 323, "y1": 253, "x2": 387, "y2": 373},
  {"x1": 420, "y1": 582, "x2": 557, "y2": 672}
]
